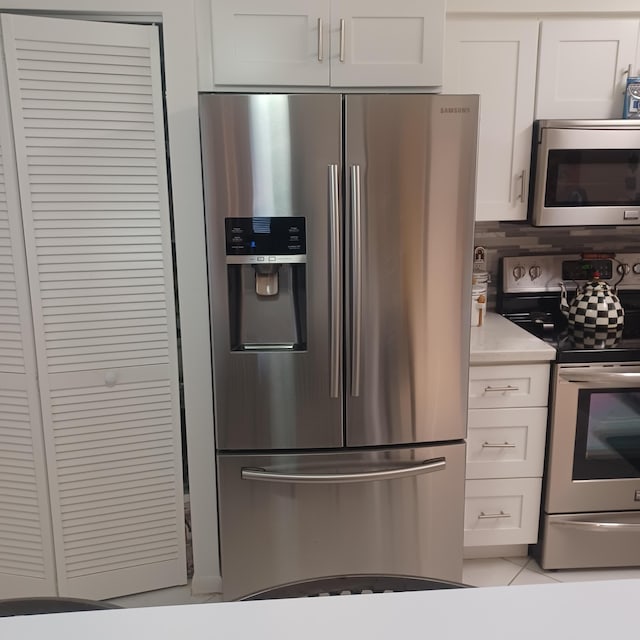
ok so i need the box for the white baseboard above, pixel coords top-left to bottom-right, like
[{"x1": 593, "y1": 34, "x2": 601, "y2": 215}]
[
  {"x1": 464, "y1": 544, "x2": 529, "y2": 559},
  {"x1": 191, "y1": 574, "x2": 222, "y2": 595}
]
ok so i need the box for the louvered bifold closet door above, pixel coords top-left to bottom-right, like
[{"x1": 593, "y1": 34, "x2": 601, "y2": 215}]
[
  {"x1": 0, "y1": 14, "x2": 186, "y2": 599},
  {"x1": 0, "y1": 28, "x2": 56, "y2": 598}
]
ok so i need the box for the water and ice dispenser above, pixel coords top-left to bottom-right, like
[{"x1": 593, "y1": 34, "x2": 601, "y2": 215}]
[{"x1": 225, "y1": 216, "x2": 307, "y2": 351}]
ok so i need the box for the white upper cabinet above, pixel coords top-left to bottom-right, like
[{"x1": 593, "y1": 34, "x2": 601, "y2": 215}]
[
  {"x1": 536, "y1": 18, "x2": 640, "y2": 119},
  {"x1": 444, "y1": 18, "x2": 539, "y2": 221},
  {"x1": 212, "y1": 0, "x2": 330, "y2": 86},
  {"x1": 210, "y1": 0, "x2": 445, "y2": 87}
]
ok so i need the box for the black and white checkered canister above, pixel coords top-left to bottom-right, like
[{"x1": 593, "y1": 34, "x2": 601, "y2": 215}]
[{"x1": 566, "y1": 280, "x2": 625, "y2": 335}]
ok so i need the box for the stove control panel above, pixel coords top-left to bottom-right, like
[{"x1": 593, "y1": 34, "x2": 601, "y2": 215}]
[{"x1": 502, "y1": 254, "x2": 640, "y2": 293}]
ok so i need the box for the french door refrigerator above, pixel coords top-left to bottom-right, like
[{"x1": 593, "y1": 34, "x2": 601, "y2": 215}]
[{"x1": 199, "y1": 93, "x2": 478, "y2": 600}]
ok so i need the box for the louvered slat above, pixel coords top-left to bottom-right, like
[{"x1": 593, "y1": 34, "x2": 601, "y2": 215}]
[
  {"x1": 1, "y1": 14, "x2": 185, "y2": 599},
  {"x1": 49, "y1": 375, "x2": 180, "y2": 578},
  {"x1": 0, "y1": 157, "x2": 25, "y2": 376},
  {"x1": 0, "y1": 25, "x2": 56, "y2": 596}
]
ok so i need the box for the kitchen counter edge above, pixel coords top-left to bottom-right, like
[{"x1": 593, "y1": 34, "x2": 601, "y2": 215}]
[{"x1": 470, "y1": 313, "x2": 556, "y2": 365}]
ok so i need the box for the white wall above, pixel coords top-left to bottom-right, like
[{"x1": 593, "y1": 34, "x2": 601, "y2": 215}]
[
  {"x1": 0, "y1": 0, "x2": 221, "y2": 594},
  {"x1": 449, "y1": 0, "x2": 640, "y2": 12}
]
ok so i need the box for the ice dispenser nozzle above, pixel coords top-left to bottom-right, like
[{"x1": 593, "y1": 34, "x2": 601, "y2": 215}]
[{"x1": 254, "y1": 264, "x2": 280, "y2": 296}]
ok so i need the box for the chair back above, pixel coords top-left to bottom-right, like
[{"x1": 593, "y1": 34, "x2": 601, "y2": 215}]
[
  {"x1": 0, "y1": 597, "x2": 120, "y2": 617},
  {"x1": 237, "y1": 573, "x2": 470, "y2": 601}
]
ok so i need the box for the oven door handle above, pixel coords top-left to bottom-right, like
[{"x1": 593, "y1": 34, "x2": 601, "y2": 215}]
[
  {"x1": 553, "y1": 519, "x2": 640, "y2": 531},
  {"x1": 560, "y1": 372, "x2": 640, "y2": 386}
]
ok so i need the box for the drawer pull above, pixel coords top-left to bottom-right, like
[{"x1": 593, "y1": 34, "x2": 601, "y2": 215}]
[
  {"x1": 483, "y1": 385, "x2": 520, "y2": 393},
  {"x1": 482, "y1": 441, "x2": 517, "y2": 449},
  {"x1": 478, "y1": 510, "x2": 511, "y2": 520}
]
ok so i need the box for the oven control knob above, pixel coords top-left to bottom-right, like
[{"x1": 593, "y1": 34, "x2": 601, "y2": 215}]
[
  {"x1": 633, "y1": 263, "x2": 640, "y2": 275},
  {"x1": 513, "y1": 265, "x2": 526, "y2": 281},
  {"x1": 529, "y1": 265, "x2": 542, "y2": 281},
  {"x1": 617, "y1": 263, "x2": 631, "y2": 275}
]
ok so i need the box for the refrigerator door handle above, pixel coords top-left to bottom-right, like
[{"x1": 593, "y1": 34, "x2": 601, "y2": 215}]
[
  {"x1": 241, "y1": 457, "x2": 446, "y2": 484},
  {"x1": 329, "y1": 164, "x2": 341, "y2": 398},
  {"x1": 350, "y1": 164, "x2": 362, "y2": 397}
]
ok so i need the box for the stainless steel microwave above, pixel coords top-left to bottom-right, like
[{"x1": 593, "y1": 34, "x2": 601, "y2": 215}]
[{"x1": 529, "y1": 119, "x2": 640, "y2": 226}]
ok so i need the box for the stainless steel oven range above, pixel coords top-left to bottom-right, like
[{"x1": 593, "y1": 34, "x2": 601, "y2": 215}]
[{"x1": 498, "y1": 254, "x2": 640, "y2": 570}]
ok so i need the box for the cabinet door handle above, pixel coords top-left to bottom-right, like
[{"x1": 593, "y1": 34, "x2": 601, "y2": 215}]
[
  {"x1": 478, "y1": 510, "x2": 511, "y2": 520},
  {"x1": 516, "y1": 169, "x2": 526, "y2": 202},
  {"x1": 339, "y1": 18, "x2": 345, "y2": 62},
  {"x1": 317, "y1": 18, "x2": 323, "y2": 62},
  {"x1": 483, "y1": 385, "x2": 520, "y2": 393},
  {"x1": 481, "y1": 442, "x2": 517, "y2": 449}
]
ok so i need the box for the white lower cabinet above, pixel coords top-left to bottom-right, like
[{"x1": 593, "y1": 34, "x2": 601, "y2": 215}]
[
  {"x1": 464, "y1": 478, "x2": 542, "y2": 547},
  {"x1": 465, "y1": 364, "x2": 550, "y2": 550}
]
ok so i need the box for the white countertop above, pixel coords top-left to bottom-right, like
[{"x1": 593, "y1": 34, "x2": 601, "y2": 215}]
[
  {"x1": 470, "y1": 312, "x2": 556, "y2": 364},
  {"x1": 2, "y1": 579, "x2": 640, "y2": 640}
]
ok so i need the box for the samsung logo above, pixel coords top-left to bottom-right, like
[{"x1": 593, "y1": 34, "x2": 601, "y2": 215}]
[{"x1": 440, "y1": 107, "x2": 471, "y2": 114}]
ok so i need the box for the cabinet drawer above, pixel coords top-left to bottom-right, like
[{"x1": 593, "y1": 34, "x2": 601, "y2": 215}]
[
  {"x1": 464, "y1": 478, "x2": 542, "y2": 547},
  {"x1": 468, "y1": 364, "x2": 549, "y2": 409},
  {"x1": 466, "y1": 407, "x2": 547, "y2": 479}
]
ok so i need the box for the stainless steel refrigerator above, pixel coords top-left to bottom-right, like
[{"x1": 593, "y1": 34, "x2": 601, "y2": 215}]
[{"x1": 199, "y1": 93, "x2": 478, "y2": 600}]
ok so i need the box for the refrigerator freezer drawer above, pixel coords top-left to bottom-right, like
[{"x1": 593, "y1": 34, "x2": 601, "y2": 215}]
[{"x1": 217, "y1": 443, "x2": 466, "y2": 600}]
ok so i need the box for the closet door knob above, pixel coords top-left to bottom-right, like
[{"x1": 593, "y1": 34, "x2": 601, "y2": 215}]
[{"x1": 105, "y1": 370, "x2": 118, "y2": 387}]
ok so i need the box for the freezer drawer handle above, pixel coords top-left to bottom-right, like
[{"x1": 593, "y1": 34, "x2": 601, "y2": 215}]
[
  {"x1": 553, "y1": 519, "x2": 640, "y2": 531},
  {"x1": 477, "y1": 510, "x2": 511, "y2": 520},
  {"x1": 482, "y1": 442, "x2": 517, "y2": 449},
  {"x1": 241, "y1": 457, "x2": 446, "y2": 484},
  {"x1": 483, "y1": 385, "x2": 519, "y2": 393}
]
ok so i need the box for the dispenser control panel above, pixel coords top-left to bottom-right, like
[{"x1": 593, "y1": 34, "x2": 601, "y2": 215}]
[{"x1": 225, "y1": 217, "x2": 306, "y2": 263}]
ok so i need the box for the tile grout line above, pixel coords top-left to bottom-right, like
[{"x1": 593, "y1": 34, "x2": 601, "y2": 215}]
[{"x1": 507, "y1": 558, "x2": 528, "y2": 586}]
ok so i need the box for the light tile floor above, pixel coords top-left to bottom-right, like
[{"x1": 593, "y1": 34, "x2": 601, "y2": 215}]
[
  {"x1": 462, "y1": 556, "x2": 640, "y2": 588},
  {"x1": 107, "y1": 556, "x2": 640, "y2": 607}
]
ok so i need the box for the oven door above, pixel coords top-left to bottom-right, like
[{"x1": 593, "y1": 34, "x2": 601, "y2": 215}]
[{"x1": 545, "y1": 363, "x2": 640, "y2": 513}]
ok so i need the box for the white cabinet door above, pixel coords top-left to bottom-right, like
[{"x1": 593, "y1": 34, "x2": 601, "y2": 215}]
[
  {"x1": 210, "y1": 0, "x2": 444, "y2": 88},
  {"x1": 466, "y1": 407, "x2": 547, "y2": 479},
  {"x1": 211, "y1": 0, "x2": 330, "y2": 86},
  {"x1": 329, "y1": 0, "x2": 445, "y2": 87},
  {"x1": 468, "y1": 364, "x2": 550, "y2": 410},
  {"x1": 465, "y1": 478, "x2": 542, "y2": 547},
  {"x1": 1, "y1": 14, "x2": 186, "y2": 600},
  {"x1": 444, "y1": 18, "x2": 538, "y2": 221},
  {"x1": 536, "y1": 18, "x2": 640, "y2": 119},
  {"x1": 0, "y1": 46, "x2": 57, "y2": 598}
]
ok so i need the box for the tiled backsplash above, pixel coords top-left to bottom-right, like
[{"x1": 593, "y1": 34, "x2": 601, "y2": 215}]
[{"x1": 474, "y1": 222, "x2": 640, "y2": 309}]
